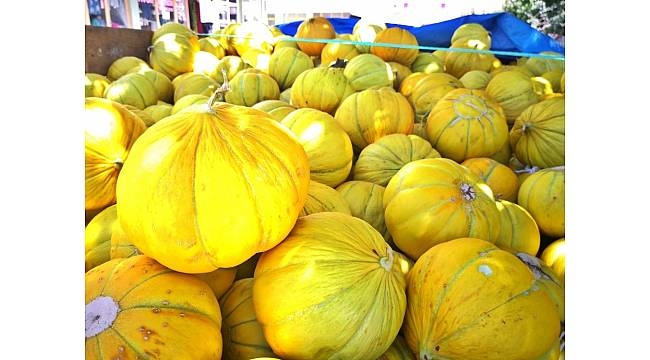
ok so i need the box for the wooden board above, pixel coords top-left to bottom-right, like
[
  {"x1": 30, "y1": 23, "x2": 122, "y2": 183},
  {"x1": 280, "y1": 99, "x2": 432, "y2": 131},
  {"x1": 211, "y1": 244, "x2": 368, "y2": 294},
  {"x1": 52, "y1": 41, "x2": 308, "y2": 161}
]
[{"x1": 85, "y1": 25, "x2": 153, "y2": 75}]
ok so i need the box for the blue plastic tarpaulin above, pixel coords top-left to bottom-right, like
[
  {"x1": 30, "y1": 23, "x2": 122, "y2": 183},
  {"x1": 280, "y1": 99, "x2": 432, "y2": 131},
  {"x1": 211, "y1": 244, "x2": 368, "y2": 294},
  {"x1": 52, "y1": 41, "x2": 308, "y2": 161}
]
[{"x1": 276, "y1": 12, "x2": 565, "y2": 59}]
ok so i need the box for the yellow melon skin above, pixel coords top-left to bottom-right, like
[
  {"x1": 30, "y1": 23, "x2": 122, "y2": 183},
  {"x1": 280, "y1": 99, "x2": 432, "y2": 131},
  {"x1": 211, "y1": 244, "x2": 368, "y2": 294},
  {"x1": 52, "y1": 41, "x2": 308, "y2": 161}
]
[
  {"x1": 252, "y1": 100, "x2": 296, "y2": 121},
  {"x1": 426, "y1": 89, "x2": 509, "y2": 163},
  {"x1": 109, "y1": 221, "x2": 140, "y2": 260},
  {"x1": 404, "y1": 238, "x2": 561, "y2": 360},
  {"x1": 152, "y1": 21, "x2": 195, "y2": 43},
  {"x1": 354, "y1": 134, "x2": 440, "y2": 186},
  {"x1": 221, "y1": 279, "x2": 276, "y2": 359},
  {"x1": 142, "y1": 103, "x2": 173, "y2": 124},
  {"x1": 352, "y1": 23, "x2": 385, "y2": 53},
  {"x1": 336, "y1": 181, "x2": 389, "y2": 240},
  {"x1": 510, "y1": 97, "x2": 565, "y2": 168},
  {"x1": 518, "y1": 167, "x2": 565, "y2": 238},
  {"x1": 300, "y1": 181, "x2": 351, "y2": 216},
  {"x1": 461, "y1": 158, "x2": 519, "y2": 202},
  {"x1": 334, "y1": 87, "x2": 414, "y2": 151},
  {"x1": 171, "y1": 94, "x2": 209, "y2": 115},
  {"x1": 343, "y1": 53, "x2": 394, "y2": 91},
  {"x1": 371, "y1": 27, "x2": 419, "y2": 66},
  {"x1": 232, "y1": 21, "x2": 274, "y2": 56},
  {"x1": 199, "y1": 37, "x2": 226, "y2": 59},
  {"x1": 116, "y1": 103, "x2": 310, "y2": 273},
  {"x1": 486, "y1": 70, "x2": 539, "y2": 124},
  {"x1": 384, "y1": 158, "x2": 501, "y2": 260},
  {"x1": 149, "y1": 33, "x2": 200, "y2": 80},
  {"x1": 489, "y1": 138, "x2": 512, "y2": 165},
  {"x1": 525, "y1": 52, "x2": 565, "y2": 76},
  {"x1": 196, "y1": 267, "x2": 237, "y2": 299},
  {"x1": 388, "y1": 61, "x2": 412, "y2": 90},
  {"x1": 321, "y1": 42, "x2": 360, "y2": 65},
  {"x1": 213, "y1": 55, "x2": 250, "y2": 83},
  {"x1": 444, "y1": 45, "x2": 499, "y2": 79},
  {"x1": 495, "y1": 200, "x2": 540, "y2": 256},
  {"x1": 126, "y1": 67, "x2": 174, "y2": 104},
  {"x1": 282, "y1": 108, "x2": 353, "y2": 187},
  {"x1": 451, "y1": 23, "x2": 492, "y2": 50},
  {"x1": 225, "y1": 70, "x2": 280, "y2": 107},
  {"x1": 253, "y1": 212, "x2": 407, "y2": 360},
  {"x1": 173, "y1": 73, "x2": 219, "y2": 103},
  {"x1": 268, "y1": 47, "x2": 314, "y2": 90},
  {"x1": 85, "y1": 73, "x2": 111, "y2": 98},
  {"x1": 192, "y1": 51, "x2": 221, "y2": 79},
  {"x1": 85, "y1": 98, "x2": 147, "y2": 211},
  {"x1": 290, "y1": 66, "x2": 355, "y2": 115},
  {"x1": 459, "y1": 70, "x2": 492, "y2": 90},
  {"x1": 295, "y1": 17, "x2": 336, "y2": 56},
  {"x1": 85, "y1": 205, "x2": 118, "y2": 272},
  {"x1": 378, "y1": 335, "x2": 416, "y2": 360},
  {"x1": 541, "y1": 238, "x2": 566, "y2": 285},
  {"x1": 85, "y1": 256, "x2": 223, "y2": 360}
]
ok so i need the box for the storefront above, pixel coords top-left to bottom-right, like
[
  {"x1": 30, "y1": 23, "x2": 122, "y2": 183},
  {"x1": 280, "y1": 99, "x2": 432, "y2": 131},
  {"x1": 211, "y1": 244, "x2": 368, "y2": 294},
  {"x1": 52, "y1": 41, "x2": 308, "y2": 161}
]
[{"x1": 85, "y1": 0, "x2": 191, "y2": 31}]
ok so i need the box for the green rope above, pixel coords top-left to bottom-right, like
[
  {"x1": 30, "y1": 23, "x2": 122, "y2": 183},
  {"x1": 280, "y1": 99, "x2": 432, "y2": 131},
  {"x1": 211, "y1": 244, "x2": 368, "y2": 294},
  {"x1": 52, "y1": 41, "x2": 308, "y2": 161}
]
[{"x1": 196, "y1": 32, "x2": 565, "y2": 61}]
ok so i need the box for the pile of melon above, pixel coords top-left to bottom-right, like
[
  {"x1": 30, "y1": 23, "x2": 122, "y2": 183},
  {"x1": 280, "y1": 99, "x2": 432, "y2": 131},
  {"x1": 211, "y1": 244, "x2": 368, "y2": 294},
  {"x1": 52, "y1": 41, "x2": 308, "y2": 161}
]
[{"x1": 85, "y1": 18, "x2": 565, "y2": 360}]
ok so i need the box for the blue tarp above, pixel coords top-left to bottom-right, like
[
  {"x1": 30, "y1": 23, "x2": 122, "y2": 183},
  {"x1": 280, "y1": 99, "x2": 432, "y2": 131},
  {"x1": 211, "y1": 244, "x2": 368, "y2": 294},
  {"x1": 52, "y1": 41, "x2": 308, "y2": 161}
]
[{"x1": 276, "y1": 12, "x2": 565, "y2": 59}]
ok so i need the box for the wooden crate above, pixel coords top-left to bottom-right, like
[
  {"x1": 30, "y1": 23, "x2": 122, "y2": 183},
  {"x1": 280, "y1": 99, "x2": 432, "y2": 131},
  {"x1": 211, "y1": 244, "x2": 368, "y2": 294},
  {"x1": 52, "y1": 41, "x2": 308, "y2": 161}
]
[{"x1": 85, "y1": 25, "x2": 153, "y2": 75}]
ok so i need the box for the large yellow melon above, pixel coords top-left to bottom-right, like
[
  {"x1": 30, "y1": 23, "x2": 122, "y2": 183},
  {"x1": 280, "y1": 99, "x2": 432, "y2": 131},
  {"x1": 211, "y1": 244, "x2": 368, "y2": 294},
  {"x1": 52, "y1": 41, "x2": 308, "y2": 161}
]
[
  {"x1": 353, "y1": 134, "x2": 440, "y2": 186},
  {"x1": 295, "y1": 17, "x2": 336, "y2": 56},
  {"x1": 518, "y1": 167, "x2": 565, "y2": 238},
  {"x1": 221, "y1": 279, "x2": 276, "y2": 359},
  {"x1": 173, "y1": 73, "x2": 219, "y2": 103},
  {"x1": 85, "y1": 73, "x2": 111, "y2": 98},
  {"x1": 461, "y1": 157, "x2": 519, "y2": 202},
  {"x1": 232, "y1": 21, "x2": 274, "y2": 56},
  {"x1": 253, "y1": 212, "x2": 407, "y2": 359},
  {"x1": 127, "y1": 67, "x2": 174, "y2": 104},
  {"x1": 510, "y1": 97, "x2": 565, "y2": 168},
  {"x1": 252, "y1": 100, "x2": 296, "y2": 121},
  {"x1": 336, "y1": 180, "x2": 390, "y2": 240},
  {"x1": 405, "y1": 72, "x2": 463, "y2": 120},
  {"x1": 495, "y1": 200, "x2": 541, "y2": 256},
  {"x1": 149, "y1": 33, "x2": 200, "y2": 79},
  {"x1": 85, "y1": 205, "x2": 118, "y2": 271},
  {"x1": 404, "y1": 238, "x2": 561, "y2": 360},
  {"x1": 321, "y1": 42, "x2": 360, "y2": 65},
  {"x1": 451, "y1": 23, "x2": 492, "y2": 49},
  {"x1": 384, "y1": 158, "x2": 501, "y2": 260},
  {"x1": 290, "y1": 64, "x2": 355, "y2": 114},
  {"x1": 334, "y1": 87, "x2": 414, "y2": 150},
  {"x1": 486, "y1": 70, "x2": 539, "y2": 124},
  {"x1": 459, "y1": 70, "x2": 492, "y2": 89},
  {"x1": 116, "y1": 101, "x2": 310, "y2": 273},
  {"x1": 410, "y1": 52, "x2": 444, "y2": 74},
  {"x1": 268, "y1": 47, "x2": 314, "y2": 90},
  {"x1": 541, "y1": 238, "x2": 566, "y2": 284},
  {"x1": 107, "y1": 56, "x2": 150, "y2": 81},
  {"x1": 426, "y1": 89, "x2": 509, "y2": 162},
  {"x1": 343, "y1": 53, "x2": 394, "y2": 91},
  {"x1": 281, "y1": 108, "x2": 353, "y2": 187},
  {"x1": 371, "y1": 27, "x2": 419, "y2": 66},
  {"x1": 103, "y1": 73, "x2": 158, "y2": 110},
  {"x1": 85, "y1": 256, "x2": 223, "y2": 359},
  {"x1": 85, "y1": 98, "x2": 147, "y2": 211},
  {"x1": 300, "y1": 181, "x2": 352, "y2": 216},
  {"x1": 224, "y1": 69, "x2": 280, "y2": 106}
]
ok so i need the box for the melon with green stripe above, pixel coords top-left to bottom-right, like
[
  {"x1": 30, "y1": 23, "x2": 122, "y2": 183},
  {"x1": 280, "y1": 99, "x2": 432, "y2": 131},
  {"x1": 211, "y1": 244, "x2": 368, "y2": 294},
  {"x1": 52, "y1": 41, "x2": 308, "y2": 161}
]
[
  {"x1": 334, "y1": 87, "x2": 414, "y2": 151},
  {"x1": 220, "y1": 278, "x2": 277, "y2": 359},
  {"x1": 85, "y1": 255, "x2": 223, "y2": 359},
  {"x1": 461, "y1": 158, "x2": 519, "y2": 202},
  {"x1": 494, "y1": 200, "x2": 540, "y2": 256},
  {"x1": 281, "y1": 108, "x2": 353, "y2": 187},
  {"x1": 510, "y1": 97, "x2": 565, "y2": 169},
  {"x1": 403, "y1": 72, "x2": 463, "y2": 121},
  {"x1": 518, "y1": 167, "x2": 565, "y2": 238},
  {"x1": 224, "y1": 69, "x2": 280, "y2": 107},
  {"x1": 85, "y1": 205, "x2": 118, "y2": 272},
  {"x1": 426, "y1": 89, "x2": 509, "y2": 163},
  {"x1": 353, "y1": 134, "x2": 440, "y2": 186},
  {"x1": 336, "y1": 181, "x2": 390, "y2": 241},
  {"x1": 371, "y1": 27, "x2": 419, "y2": 66},
  {"x1": 251, "y1": 100, "x2": 296, "y2": 121},
  {"x1": 268, "y1": 47, "x2": 314, "y2": 90},
  {"x1": 404, "y1": 237, "x2": 561, "y2": 360},
  {"x1": 103, "y1": 73, "x2": 158, "y2": 110},
  {"x1": 173, "y1": 73, "x2": 219, "y2": 103},
  {"x1": 342, "y1": 54, "x2": 394, "y2": 91},
  {"x1": 253, "y1": 212, "x2": 407, "y2": 359},
  {"x1": 384, "y1": 158, "x2": 501, "y2": 260},
  {"x1": 300, "y1": 180, "x2": 351, "y2": 216},
  {"x1": 290, "y1": 61, "x2": 355, "y2": 115}
]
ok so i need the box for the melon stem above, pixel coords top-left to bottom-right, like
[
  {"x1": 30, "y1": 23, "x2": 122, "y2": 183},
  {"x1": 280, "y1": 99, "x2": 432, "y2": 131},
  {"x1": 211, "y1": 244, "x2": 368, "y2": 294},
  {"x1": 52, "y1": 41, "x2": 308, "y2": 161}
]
[
  {"x1": 207, "y1": 68, "x2": 231, "y2": 108},
  {"x1": 379, "y1": 246, "x2": 394, "y2": 271}
]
